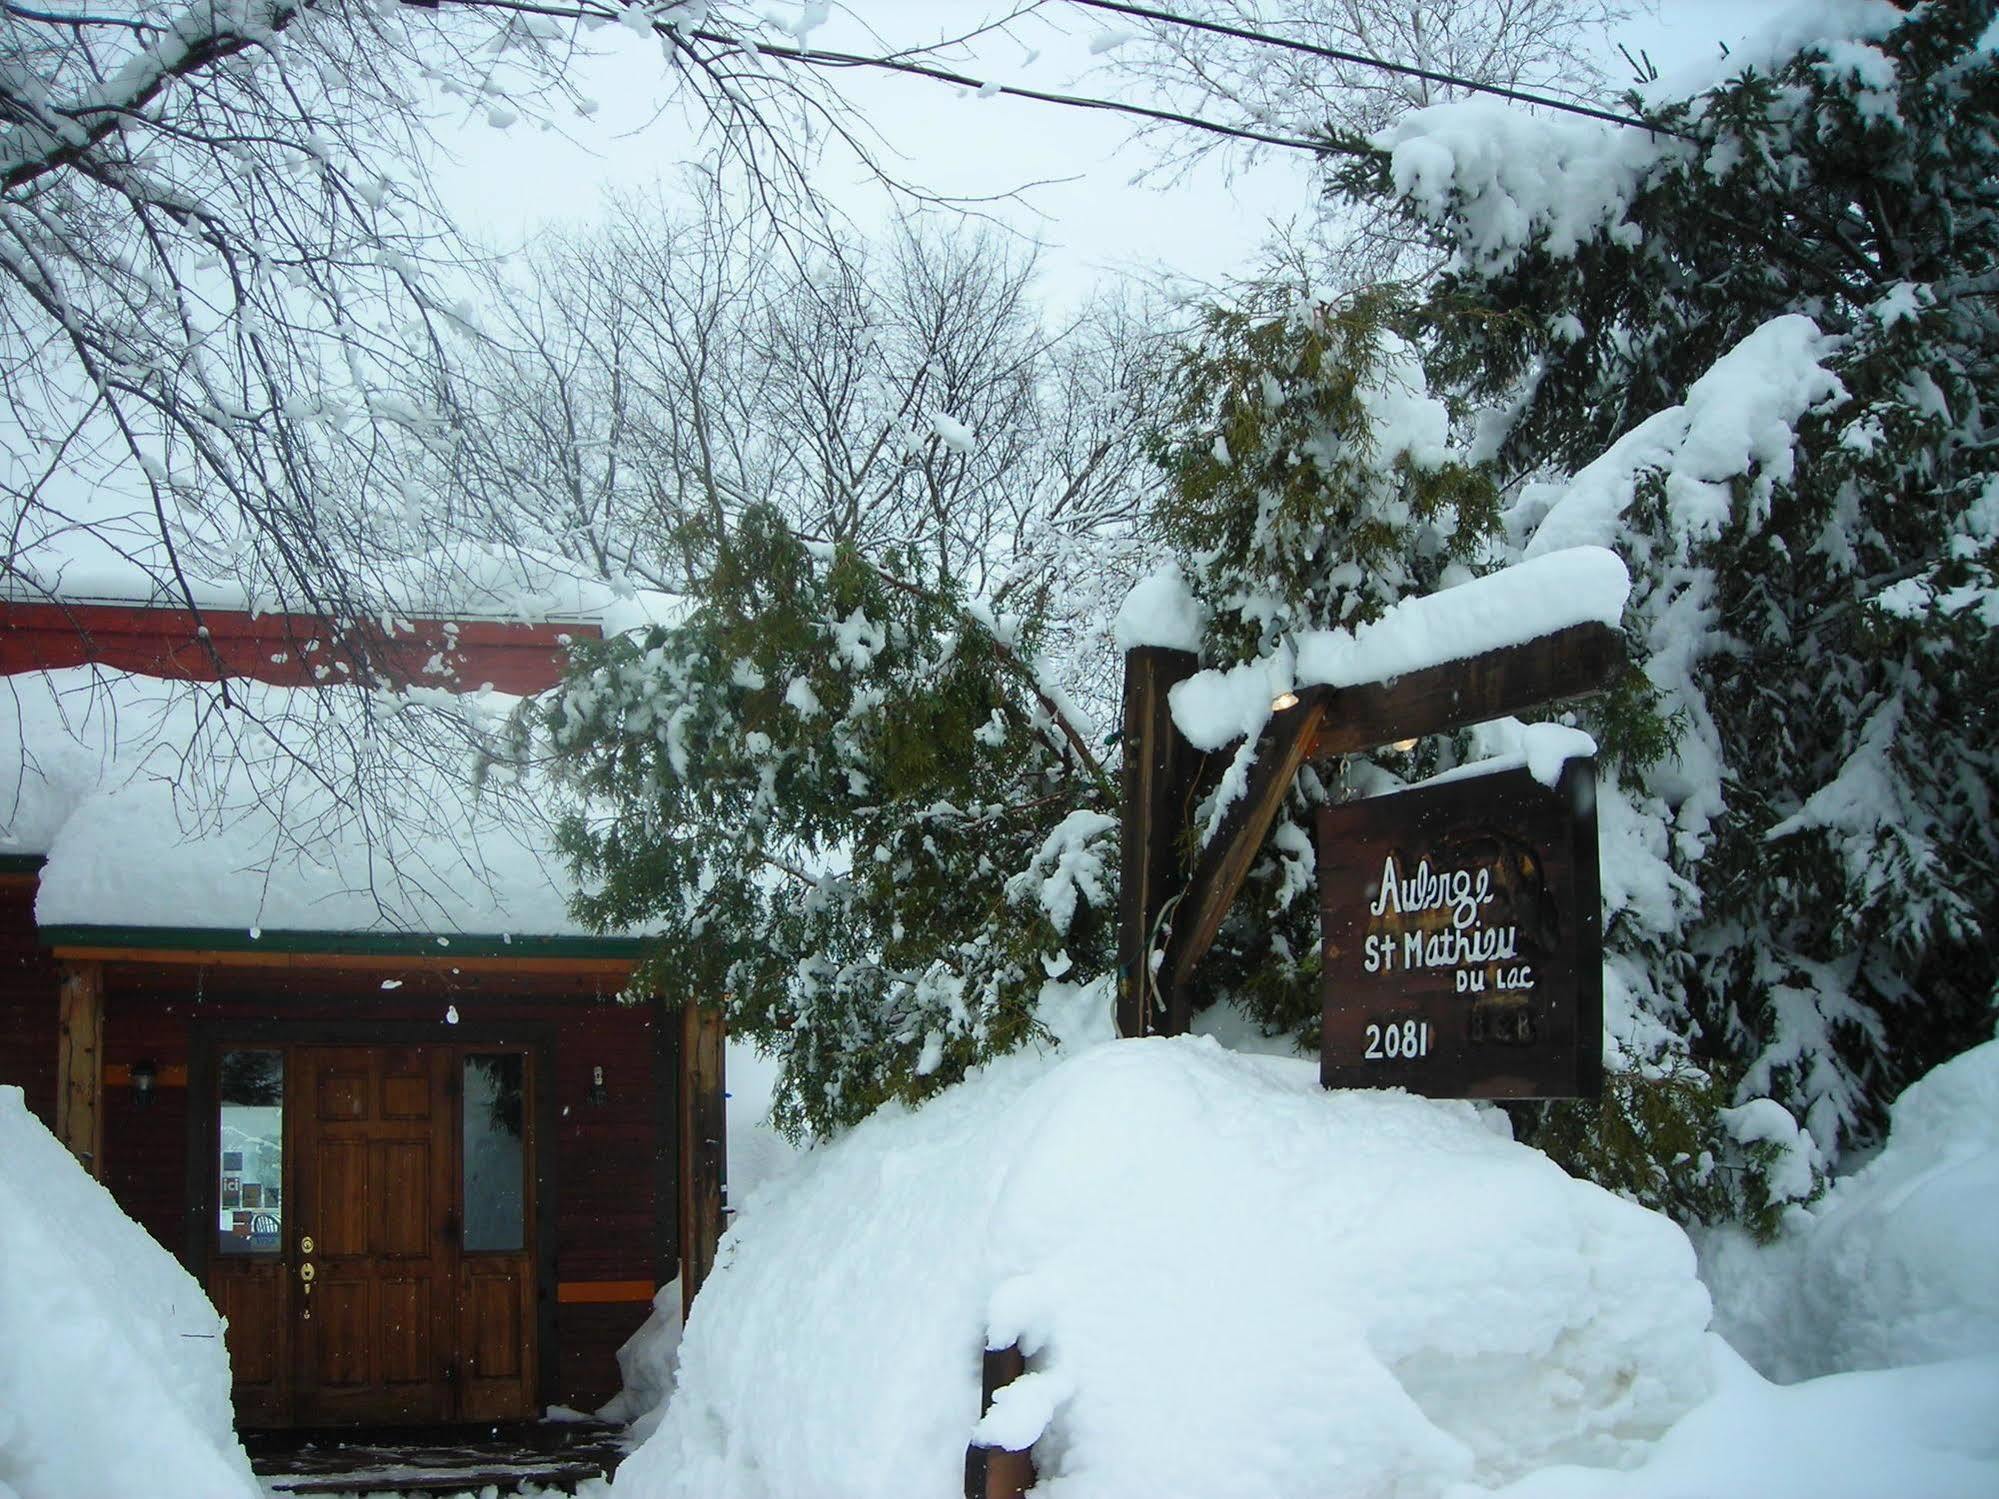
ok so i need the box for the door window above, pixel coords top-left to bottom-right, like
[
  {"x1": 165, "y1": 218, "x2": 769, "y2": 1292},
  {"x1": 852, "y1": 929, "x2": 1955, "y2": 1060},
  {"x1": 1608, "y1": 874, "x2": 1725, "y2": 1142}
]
[
  {"x1": 462, "y1": 1053, "x2": 525, "y2": 1252},
  {"x1": 217, "y1": 1050, "x2": 284, "y2": 1255}
]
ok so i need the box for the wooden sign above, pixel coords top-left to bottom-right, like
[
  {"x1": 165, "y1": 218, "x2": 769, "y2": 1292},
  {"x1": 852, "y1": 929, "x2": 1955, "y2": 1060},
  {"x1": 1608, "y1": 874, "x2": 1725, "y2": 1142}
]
[{"x1": 1318, "y1": 758, "x2": 1602, "y2": 1099}]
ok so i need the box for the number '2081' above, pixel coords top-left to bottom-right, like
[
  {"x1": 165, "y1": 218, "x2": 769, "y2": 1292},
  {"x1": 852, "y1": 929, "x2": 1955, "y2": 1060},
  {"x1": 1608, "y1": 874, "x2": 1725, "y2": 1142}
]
[{"x1": 1362, "y1": 1018, "x2": 1431, "y2": 1060}]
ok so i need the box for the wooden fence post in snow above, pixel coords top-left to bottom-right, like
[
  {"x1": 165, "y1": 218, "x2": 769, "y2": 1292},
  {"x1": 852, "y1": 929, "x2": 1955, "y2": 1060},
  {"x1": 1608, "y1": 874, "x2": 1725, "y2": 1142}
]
[{"x1": 964, "y1": 1342, "x2": 1034, "y2": 1499}]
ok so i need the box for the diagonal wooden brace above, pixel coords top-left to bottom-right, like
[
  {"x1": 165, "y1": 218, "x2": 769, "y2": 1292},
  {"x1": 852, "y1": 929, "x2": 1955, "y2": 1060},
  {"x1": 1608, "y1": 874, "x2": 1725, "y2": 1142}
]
[{"x1": 1154, "y1": 622, "x2": 1623, "y2": 1016}]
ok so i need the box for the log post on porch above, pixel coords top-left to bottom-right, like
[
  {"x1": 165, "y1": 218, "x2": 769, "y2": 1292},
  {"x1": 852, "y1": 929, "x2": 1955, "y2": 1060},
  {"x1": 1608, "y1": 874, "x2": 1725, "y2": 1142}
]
[
  {"x1": 679, "y1": 1001, "x2": 728, "y2": 1320},
  {"x1": 56, "y1": 959, "x2": 104, "y2": 1177}
]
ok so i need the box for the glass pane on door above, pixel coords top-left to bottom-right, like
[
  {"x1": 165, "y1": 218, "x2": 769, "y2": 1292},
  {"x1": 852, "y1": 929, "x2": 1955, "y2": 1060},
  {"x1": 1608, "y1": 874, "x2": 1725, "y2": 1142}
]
[
  {"x1": 463, "y1": 1054, "x2": 525, "y2": 1252},
  {"x1": 217, "y1": 1050, "x2": 283, "y2": 1255}
]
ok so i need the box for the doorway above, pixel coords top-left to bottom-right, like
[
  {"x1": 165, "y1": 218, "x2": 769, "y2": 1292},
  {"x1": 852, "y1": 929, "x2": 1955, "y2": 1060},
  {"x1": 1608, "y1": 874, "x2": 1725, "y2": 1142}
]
[{"x1": 202, "y1": 1037, "x2": 544, "y2": 1427}]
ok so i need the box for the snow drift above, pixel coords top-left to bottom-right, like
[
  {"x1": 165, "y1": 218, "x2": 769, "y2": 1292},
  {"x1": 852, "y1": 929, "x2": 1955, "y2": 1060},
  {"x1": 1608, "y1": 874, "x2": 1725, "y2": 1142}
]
[
  {"x1": 613, "y1": 1031, "x2": 1713, "y2": 1499},
  {"x1": 0, "y1": 1087, "x2": 260, "y2": 1499},
  {"x1": 1706, "y1": 1035, "x2": 1999, "y2": 1384}
]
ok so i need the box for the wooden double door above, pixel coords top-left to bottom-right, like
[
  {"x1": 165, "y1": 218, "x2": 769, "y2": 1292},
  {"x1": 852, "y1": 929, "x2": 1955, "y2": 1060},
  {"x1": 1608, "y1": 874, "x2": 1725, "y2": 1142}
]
[{"x1": 208, "y1": 1042, "x2": 540, "y2": 1427}]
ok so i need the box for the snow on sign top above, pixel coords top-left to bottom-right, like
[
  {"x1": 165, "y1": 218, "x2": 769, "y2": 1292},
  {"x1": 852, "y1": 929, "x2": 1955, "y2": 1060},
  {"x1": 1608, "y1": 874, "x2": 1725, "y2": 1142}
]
[{"x1": 1169, "y1": 548, "x2": 1630, "y2": 752}]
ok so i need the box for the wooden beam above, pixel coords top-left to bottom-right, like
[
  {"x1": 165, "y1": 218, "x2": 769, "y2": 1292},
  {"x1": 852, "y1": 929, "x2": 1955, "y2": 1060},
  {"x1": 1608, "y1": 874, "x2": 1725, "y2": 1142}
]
[
  {"x1": 679, "y1": 1002, "x2": 728, "y2": 1321},
  {"x1": 1312, "y1": 622, "x2": 1624, "y2": 758},
  {"x1": 1116, "y1": 646, "x2": 1199, "y2": 1037},
  {"x1": 1158, "y1": 623, "x2": 1624, "y2": 1005},
  {"x1": 1157, "y1": 694, "x2": 1331, "y2": 1018},
  {"x1": 57, "y1": 960, "x2": 104, "y2": 1177}
]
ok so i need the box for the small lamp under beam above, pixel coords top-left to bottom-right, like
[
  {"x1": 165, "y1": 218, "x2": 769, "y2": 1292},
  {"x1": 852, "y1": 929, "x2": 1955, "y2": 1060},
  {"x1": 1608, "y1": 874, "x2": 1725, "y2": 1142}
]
[{"x1": 130, "y1": 1058, "x2": 158, "y2": 1107}]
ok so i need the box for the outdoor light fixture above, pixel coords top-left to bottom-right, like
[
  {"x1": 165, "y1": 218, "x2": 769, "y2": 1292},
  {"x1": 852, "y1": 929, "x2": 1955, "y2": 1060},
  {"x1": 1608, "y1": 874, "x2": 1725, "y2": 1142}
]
[
  {"x1": 1271, "y1": 691, "x2": 1301, "y2": 711},
  {"x1": 130, "y1": 1058, "x2": 158, "y2": 1107},
  {"x1": 588, "y1": 1065, "x2": 609, "y2": 1107}
]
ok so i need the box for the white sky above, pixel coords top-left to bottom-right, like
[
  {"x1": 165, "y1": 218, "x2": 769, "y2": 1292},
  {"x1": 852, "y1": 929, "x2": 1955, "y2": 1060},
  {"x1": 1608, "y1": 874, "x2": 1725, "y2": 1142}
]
[{"x1": 430, "y1": 0, "x2": 1788, "y2": 309}]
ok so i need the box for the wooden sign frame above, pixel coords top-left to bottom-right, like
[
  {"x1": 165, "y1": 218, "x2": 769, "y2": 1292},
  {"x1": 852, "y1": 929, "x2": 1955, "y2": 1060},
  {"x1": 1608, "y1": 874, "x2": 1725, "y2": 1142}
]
[{"x1": 1317, "y1": 758, "x2": 1602, "y2": 1099}]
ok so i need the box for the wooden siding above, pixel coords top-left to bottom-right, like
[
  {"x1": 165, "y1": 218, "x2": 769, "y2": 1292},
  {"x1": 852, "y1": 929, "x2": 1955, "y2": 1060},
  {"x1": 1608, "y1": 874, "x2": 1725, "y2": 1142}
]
[
  {"x1": 1, "y1": 601, "x2": 599, "y2": 695},
  {"x1": 0, "y1": 877, "x2": 59, "y2": 1126},
  {"x1": 7, "y1": 950, "x2": 669, "y2": 1414}
]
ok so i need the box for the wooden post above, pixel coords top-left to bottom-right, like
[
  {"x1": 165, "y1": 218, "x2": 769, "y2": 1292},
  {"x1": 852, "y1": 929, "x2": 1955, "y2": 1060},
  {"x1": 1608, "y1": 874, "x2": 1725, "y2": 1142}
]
[
  {"x1": 964, "y1": 1342, "x2": 1035, "y2": 1499},
  {"x1": 57, "y1": 960, "x2": 104, "y2": 1177},
  {"x1": 679, "y1": 1002, "x2": 728, "y2": 1320},
  {"x1": 1116, "y1": 646, "x2": 1199, "y2": 1037}
]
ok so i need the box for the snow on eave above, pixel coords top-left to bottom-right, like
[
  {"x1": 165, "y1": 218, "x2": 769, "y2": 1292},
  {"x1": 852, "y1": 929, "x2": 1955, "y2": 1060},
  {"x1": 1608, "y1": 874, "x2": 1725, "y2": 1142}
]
[{"x1": 7, "y1": 666, "x2": 658, "y2": 944}]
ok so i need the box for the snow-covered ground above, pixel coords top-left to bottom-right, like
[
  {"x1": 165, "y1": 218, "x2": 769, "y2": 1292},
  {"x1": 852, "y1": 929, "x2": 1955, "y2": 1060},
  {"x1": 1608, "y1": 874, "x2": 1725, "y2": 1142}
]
[
  {"x1": 602, "y1": 1009, "x2": 1999, "y2": 1499},
  {"x1": 6, "y1": 1027, "x2": 1995, "y2": 1499}
]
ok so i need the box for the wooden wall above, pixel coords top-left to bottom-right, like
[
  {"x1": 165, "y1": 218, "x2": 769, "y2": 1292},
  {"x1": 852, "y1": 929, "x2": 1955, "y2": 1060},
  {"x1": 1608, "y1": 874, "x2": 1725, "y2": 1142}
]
[
  {"x1": 5, "y1": 946, "x2": 668, "y2": 1413},
  {"x1": 0, "y1": 876, "x2": 59, "y2": 1125}
]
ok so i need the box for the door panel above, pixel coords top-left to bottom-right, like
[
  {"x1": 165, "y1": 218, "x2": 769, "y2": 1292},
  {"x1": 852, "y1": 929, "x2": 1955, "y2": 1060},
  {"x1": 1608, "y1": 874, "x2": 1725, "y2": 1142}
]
[
  {"x1": 293, "y1": 1046, "x2": 455, "y2": 1425},
  {"x1": 210, "y1": 1038, "x2": 540, "y2": 1427}
]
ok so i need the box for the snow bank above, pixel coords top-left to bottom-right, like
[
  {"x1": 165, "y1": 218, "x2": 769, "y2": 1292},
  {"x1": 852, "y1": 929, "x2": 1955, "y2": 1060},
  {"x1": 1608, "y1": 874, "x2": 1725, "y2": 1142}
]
[
  {"x1": 597, "y1": 1041, "x2": 801, "y2": 1439},
  {"x1": 1464, "y1": 1338, "x2": 1999, "y2": 1499},
  {"x1": 613, "y1": 1034, "x2": 1712, "y2": 1499},
  {"x1": 1704, "y1": 1037, "x2": 1999, "y2": 1384},
  {"x1": 0, "y1": 1088, "x2": 260, "y2": 1499}
]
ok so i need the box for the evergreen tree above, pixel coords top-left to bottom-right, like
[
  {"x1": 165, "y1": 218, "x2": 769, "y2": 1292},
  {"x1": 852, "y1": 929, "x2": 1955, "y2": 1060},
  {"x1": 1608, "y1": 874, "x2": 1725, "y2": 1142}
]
[
  {"x1": 546, "y1": 507, "x2": 1116, "y2": 1136},
  {"x1": 1145, "y1": 289, "x2": 1501, "y2": 1042},
  {"x1": 1329, "y1": 0, "x2": 1999, "y2": 1194}
]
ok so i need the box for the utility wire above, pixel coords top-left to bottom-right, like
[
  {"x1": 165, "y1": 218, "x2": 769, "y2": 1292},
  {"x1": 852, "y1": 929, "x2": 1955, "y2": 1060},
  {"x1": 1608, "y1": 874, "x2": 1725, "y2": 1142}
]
[
  {"x1": 673, "y1": 24, "x2": 1341, "y2": 155},
  {"x1": 1065, "y1": 0, "x2": 1688, "y2": 137}
]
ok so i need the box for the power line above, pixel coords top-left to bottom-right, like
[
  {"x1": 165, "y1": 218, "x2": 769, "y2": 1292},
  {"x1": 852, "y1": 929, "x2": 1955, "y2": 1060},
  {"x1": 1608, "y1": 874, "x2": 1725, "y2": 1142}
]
[
  {"x1": 674, "y1": 25, "x2": 1343, "y2": 156},
  {"x1": 1065, "y1": 0, "x2": 1687, "y2": 137}
]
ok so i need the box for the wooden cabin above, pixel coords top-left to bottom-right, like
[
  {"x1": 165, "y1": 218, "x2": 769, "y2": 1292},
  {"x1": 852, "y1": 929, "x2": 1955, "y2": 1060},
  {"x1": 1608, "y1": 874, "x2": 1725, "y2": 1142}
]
[{"x1": 0, "y1": 595, "x2": 724, "y2": 1428}]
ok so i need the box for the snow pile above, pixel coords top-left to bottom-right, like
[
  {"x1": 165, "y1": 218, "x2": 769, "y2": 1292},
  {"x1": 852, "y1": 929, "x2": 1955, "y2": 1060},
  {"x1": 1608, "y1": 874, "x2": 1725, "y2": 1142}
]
[
  {"x1": 1472, "y1": 1339, "x2": 1999, "y2": 1499},
  {"x1": 1111, "y1": 563, "x2": 1204, "y2": 654},
  {"x1": 613, "y1": 1033, "x2": 1712, "y2": 1499},
  {"x1": 0, "y1": 1087, "x2": 260, "y2": 1499},
  {"x1": 1705, "y1": 1037, "x2": 1999, "y2": 1384},
  {"x1": 1380, "y1": 95, "x2": 1682, "y2": 275},
  {"x1": 598, "y1": 1041, "x2": 802, "y2": 1439},
  {"x1": 1168, "y1": 547, "x2": 1629, "y2": 752},
  {"x1": 5, "y1": 529, "x2": 677, "y2": 636},
  {"x1": 6, "y1": 667, "x2": 621, "y2": 938}
]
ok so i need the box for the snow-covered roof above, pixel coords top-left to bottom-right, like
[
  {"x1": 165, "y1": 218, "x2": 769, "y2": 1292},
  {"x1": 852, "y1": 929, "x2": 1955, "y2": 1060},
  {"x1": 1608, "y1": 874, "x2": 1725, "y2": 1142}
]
[
  {"x1": 6, "y1": 528, "x2": 683, "y2": 634},
  {"x1": 5, "y1": 667, "x2": 645, "y2": 947}
]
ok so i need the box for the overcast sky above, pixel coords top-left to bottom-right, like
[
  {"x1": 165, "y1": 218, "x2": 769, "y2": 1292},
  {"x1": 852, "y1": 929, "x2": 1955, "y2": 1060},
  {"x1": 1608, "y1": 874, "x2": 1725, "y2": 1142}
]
[{"x1": 430, "y1": 0, "x2": 1782, "y2": 309}]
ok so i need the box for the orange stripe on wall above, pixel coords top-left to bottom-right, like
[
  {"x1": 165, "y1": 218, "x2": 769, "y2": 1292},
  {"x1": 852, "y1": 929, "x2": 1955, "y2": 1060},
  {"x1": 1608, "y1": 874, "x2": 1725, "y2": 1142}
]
[
  {"x1": 102, "y1": 1062, "x2": 188, "y2": 1087},
  {"x1": 556, "y1": 1280, "x2": 657, "y2": 1305}
]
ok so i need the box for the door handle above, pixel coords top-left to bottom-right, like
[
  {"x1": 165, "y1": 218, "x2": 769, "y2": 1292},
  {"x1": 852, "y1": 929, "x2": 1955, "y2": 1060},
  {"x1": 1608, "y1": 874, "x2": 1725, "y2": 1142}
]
[{"x1": 299, "y1": 1258, "x2": 316, "y2": 1321}]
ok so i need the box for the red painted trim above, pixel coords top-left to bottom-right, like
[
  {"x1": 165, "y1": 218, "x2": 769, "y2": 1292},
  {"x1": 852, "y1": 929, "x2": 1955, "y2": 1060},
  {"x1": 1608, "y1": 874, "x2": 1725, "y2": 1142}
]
[{"x1": 0, "y1": 601, "x2": 602, "y2": 694}]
